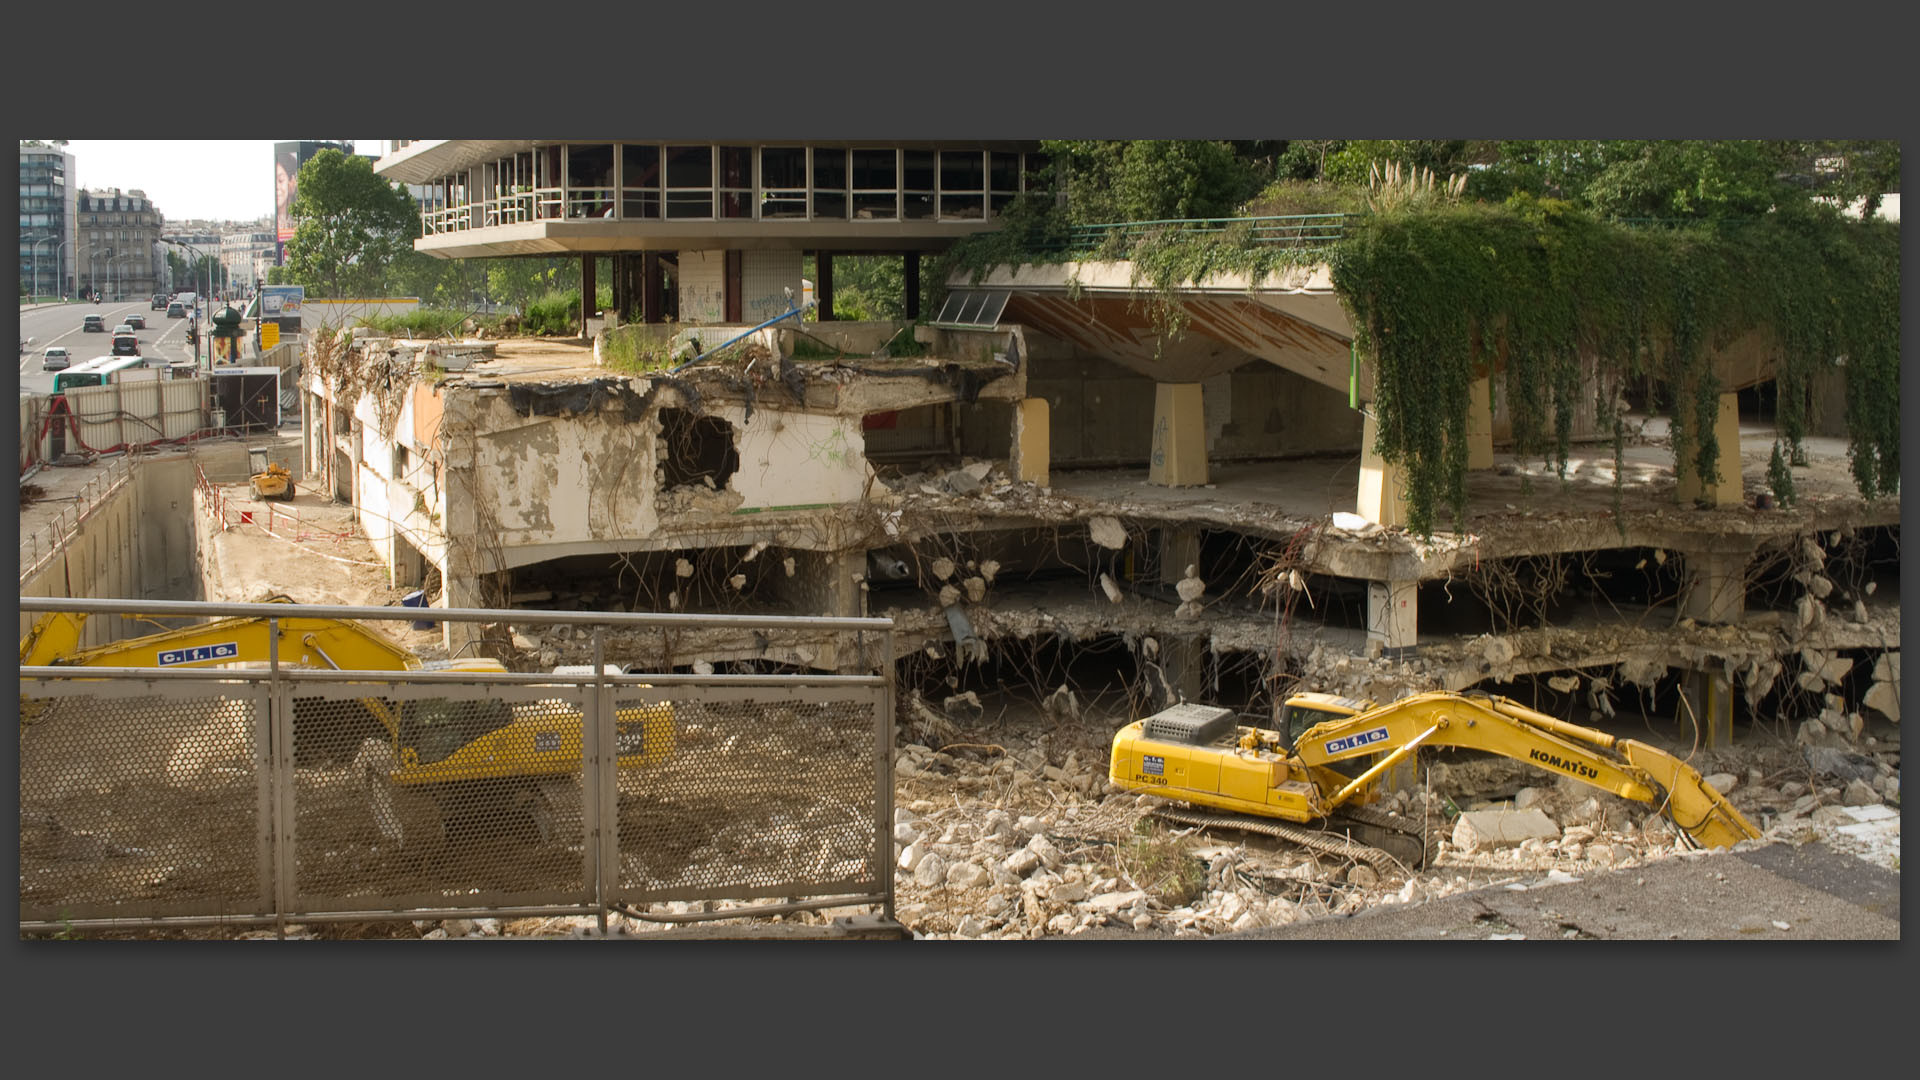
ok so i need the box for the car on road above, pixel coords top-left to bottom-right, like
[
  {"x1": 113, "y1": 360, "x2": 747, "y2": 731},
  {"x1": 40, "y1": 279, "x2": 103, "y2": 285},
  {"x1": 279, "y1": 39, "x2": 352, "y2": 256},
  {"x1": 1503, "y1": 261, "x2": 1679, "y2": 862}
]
[
  {"x1": 84, "y1": 314, "x2": 107, "y2": 332},
  {"x1": 152, "y1": 294, "x2": 167, "y2": 309},
  {"x1": 112, "y1": 323, "x2": 134, "y2": 336},
  {"x1": 42, "y1": 347, "x2": 70, "y2": 371},
  {"x1": 167, "y1": 302, "x2": 186, "y2": 319},
  {"x1": 126, "y1": 314, "x2": 146, "y2": 330},
  {"x1": 111, "y1": 334, "x2": 141, "y2": 357}
]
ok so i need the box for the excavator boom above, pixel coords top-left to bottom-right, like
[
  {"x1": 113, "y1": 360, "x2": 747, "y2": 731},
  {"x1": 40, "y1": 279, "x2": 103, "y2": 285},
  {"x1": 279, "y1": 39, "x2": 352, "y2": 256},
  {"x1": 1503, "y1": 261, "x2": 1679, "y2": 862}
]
[{"x1": 22, "y1": 610, "x2": 432, "y2": 672}]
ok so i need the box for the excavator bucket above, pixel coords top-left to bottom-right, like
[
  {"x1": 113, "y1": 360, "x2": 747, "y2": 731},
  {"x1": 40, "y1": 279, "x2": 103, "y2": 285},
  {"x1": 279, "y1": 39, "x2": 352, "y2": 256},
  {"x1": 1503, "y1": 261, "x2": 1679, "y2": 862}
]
[{"x1": 1617, "y1": 739, "x2": 1762, "y2": 849}]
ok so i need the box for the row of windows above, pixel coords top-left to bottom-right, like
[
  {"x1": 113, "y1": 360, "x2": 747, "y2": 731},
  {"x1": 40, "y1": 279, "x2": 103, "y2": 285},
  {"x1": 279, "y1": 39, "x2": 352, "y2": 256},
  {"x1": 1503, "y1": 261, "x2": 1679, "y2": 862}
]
[{"x1": 425, "y1": 144, "x2": 1050, "y2": 229}]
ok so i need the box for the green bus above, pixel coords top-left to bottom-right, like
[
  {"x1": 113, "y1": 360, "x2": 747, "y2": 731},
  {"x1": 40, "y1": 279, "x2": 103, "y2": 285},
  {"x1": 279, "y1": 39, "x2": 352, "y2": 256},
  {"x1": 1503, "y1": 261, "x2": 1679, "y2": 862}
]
[{"x1": 52, "y1": 354, "x2": 154, "y2": 393}]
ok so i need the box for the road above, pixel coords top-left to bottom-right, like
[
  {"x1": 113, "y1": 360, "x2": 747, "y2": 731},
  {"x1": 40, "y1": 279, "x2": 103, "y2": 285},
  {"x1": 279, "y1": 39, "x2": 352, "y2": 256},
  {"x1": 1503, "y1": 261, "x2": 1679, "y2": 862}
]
[{"x1": 18, "y1": 300, "x2": 206, "y2": 395}]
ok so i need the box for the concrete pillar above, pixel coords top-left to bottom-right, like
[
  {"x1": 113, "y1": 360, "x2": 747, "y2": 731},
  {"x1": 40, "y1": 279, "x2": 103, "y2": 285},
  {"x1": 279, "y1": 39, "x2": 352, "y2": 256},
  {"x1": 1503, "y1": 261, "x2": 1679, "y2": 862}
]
[
  {"x1": 1010, "y1": 397, "x2": 1050, "y2": 487},
  {"x1": 1366, "y1": 579, "x2": 1419, "y2": 658},
  {"x1": 580, "y1": 254, "x2": 597, "y2": 337},
  {"x1": 1465, "y1": 374, "x2": 1494, "y2": 471},
  {"x1": 816, "y1": 253, "x2": 834, "y2": 321},
  {"x1": 1679, "y1": 549, "x2": 1748, "y2": 625},
  {"x1": 1356, "y1": 410, "x2": 1408, "y2": 528},
  {"x1": 1675, "y1": 391, "x2": 1742, "y2": 507},
  {"x1": 1684, "y1": 671, "x2": 1736, "y2": 749},
  {"x1": 1148, "y1": 383, "x2": 1207, "y2": 487},
  {"x1": 643, "y1": 253, "x2": 665, "y2": 324},
  {"x1": 904, "y1": 253, "x2": 920, "y2": 320},
  {"x1": 1161, "y1": 635, "x2": 1207, "y2": 704},
  {"x1": 440, "y1": 567, "x2": 487, "y2": 661},
  {"x1": 1159, "y1": 528, "x2": 1200, "y2": 587}
]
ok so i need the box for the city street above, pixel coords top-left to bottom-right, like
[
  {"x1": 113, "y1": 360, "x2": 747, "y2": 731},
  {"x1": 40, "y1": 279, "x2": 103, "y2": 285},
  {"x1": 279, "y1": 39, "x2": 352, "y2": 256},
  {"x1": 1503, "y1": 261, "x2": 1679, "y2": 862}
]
[{"x1": 17, "y1": 300, "x2": 205, "y2": 395}]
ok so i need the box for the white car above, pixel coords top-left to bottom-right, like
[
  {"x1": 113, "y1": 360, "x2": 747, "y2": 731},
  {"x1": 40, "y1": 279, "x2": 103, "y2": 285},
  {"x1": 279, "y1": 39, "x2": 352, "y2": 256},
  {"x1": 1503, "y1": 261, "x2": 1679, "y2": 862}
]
[{"x1": 42, "y1": 346, "x2": 71, "y2": 371}]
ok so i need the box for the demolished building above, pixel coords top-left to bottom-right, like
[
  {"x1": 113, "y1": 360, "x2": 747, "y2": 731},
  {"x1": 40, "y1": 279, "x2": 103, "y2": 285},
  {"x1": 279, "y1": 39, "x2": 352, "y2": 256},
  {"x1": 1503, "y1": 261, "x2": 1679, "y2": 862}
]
[{"x1": 304, "y1": 139, "x2": 1898, "y2": 777}]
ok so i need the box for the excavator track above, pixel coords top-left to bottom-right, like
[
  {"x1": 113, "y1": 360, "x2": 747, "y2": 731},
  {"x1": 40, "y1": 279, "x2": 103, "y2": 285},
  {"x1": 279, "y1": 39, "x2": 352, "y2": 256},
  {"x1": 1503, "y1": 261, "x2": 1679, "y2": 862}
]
[{"x1": 1149, "y1": 805, "x2": 1424, "y2": 878}]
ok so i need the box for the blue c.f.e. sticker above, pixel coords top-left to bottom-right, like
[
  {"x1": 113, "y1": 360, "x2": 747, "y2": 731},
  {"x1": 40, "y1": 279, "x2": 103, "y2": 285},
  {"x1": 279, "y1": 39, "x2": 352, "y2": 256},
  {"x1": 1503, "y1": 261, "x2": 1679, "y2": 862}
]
[
  {"x1": 1324, "y1": 726, "x2": 1390, "y2": 756},
  {"x1": 1143, "y1": 754, "x2": 1164, "y2": 775}
]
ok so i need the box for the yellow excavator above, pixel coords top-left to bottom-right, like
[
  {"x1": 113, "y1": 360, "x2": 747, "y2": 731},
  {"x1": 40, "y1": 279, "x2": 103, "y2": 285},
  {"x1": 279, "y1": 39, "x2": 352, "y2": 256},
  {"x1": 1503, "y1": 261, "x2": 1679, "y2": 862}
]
[
  {"x1": 20, "y1": 605, "x2": 674, "y2": 848},
  {"x1": 1110, "y1": 689, "x2": 1760, "y2": 872},
  {"x1": 247, "y1": 447, "x2": 294, "y2": 500}
]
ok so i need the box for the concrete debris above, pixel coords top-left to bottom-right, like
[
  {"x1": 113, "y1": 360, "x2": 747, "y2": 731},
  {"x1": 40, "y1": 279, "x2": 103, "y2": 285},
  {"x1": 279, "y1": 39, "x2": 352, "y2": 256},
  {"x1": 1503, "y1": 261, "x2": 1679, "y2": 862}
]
[
  {"x1": 1701, "y1": 773, "x2": 1739, "y2": 795},
  {"x1": 964, "y1": 576, "x2": 987, "y2": 603},
  {"x1": 946, "y1": 861, "x2": 992, "y2": 889},
  {"x1": 944, "y1": 470, "x2": 983, "y2": 495},
  {"x1": 1841, "y1": 779, "x2": 1880, "y2": 807},
  {"x1": 1452, "y1": 809, "x2": 1560, "y2": 852},
  {"x1": 1099, "y1": 573, "x2": 1124, "y2": 604},
  {"x1": 743, "y1": 540, "x2": 768, "y2": 562},
  {"x1": 692, "y1": 660, "x2": 715, "y2": 676},
  {"x1": 1871, "y1": 652, "x2": 1899, "y2": 685},
  {"x1": 980, "y1": 560, "x2": 1001, "y2": 583},
  {"x1": 1861, "y1": 681, "x2": 1899, "y2": 723},
  {"x1": 1329, "y1": 512, "x2": 1370, "y2": 532},
  {"x1": 1807, "y1": 574, "x2": 1834, "y2": 599},
  {"x1": 1175, "y1": 571, "x2": 1206, "y2": 603},
  {"x1": 1087, "y1": 516, "x2": 1127, "y2": 550},
  {"x1": 1803, "y1": 747, "x2": 1877, "y2": 783},
  {"x1": 914, "y1": 852, "x2": 949, "y2": 887},
  {"x1": 783, "y1": 556, "x2": 796, "y2": 577},
  {"x1": 1546, "y1": 675, "x2": 1579, "y2": 694},
  {"x1": 1816, "y1": 656, "x2": 1854, "y2": 686},
  {"x1": 931, "y1": 557, "x2": 956, "y2": 581},
  {"x1": 943, "y1": 691, "x2": 985, "y2": 725},
  {"x1": 938, "y1": 584, "x2": 962, "y2": 607},
  {"x1": 729, "y1": 574, "x2": 747, "y2": 590},
  {"x1": 1042, "y1": 685, "x2": 1082, "y2": 722},
  {"x1": 674, "y1": 558, "x2": 694, "y2": 578}
]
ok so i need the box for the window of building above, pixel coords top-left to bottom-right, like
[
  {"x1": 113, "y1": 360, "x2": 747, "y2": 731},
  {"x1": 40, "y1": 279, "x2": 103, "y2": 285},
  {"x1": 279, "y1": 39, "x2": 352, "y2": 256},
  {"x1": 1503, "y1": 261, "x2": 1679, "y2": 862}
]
[
  {"x1": 940, "y1": 150, "x2": 985, "y2": 220},
  {"x1": 760, "y1": 147, "x2": 807, "y2": 219},
  {"x1": 665, "y1": 145, "x2": 714, "y2": 219},
  {"x1": 990, "y1": 152, "x2": 1021, "y2": 214},
  {"x1": 566, "y1": 143, "x2": 615, "y2": 218},
  {"x1": 904, "y1": 150, "x2": 937, "y2": 221},
  {"x1": 718, "y1": 146, "x2": 753, "y2": 219},
  {"x1": 813, "y1": 148, "x2": 848, "y2": 220},
  {"x1": 851, "y1": 149, "x2": 897, "y2": 220},
  {"x1": 1023, "y1": 151, "x2": 1054, "y2": 193},
  {"x1": 622, "y1": 144, "x2": 661, "y2": 220}
]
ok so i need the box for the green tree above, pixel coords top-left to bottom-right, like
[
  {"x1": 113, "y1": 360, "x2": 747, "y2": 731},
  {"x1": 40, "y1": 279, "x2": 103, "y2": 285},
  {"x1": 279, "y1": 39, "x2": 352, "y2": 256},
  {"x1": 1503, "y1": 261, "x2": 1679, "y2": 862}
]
[
  {"x1": 282, "y1": 149, "x2": 421, "y2": 298},
  {"x1": 1044, "y1": 140, "x2": 1262, "y2": 224}
]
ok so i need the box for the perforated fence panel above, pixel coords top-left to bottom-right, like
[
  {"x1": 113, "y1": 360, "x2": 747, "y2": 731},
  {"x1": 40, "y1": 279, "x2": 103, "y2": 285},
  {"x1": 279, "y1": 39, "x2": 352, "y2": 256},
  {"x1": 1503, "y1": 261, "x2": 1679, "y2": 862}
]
[
  {"x1": 20, "y1": 678, "x2": 273, "y2": 924},
  {"x1": 611, "y1": 685, "x2": 890, "y2": 905},
  {"x1": 286, "y1": 679, "x2": 597, "y2": 915}
]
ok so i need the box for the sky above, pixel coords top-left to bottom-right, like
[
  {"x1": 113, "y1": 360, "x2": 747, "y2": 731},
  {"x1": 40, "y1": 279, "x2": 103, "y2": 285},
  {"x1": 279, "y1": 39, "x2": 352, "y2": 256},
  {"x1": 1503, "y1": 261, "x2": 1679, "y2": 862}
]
[{"x1": 55, "y1": 140, "x2": 391, "y2": 223}]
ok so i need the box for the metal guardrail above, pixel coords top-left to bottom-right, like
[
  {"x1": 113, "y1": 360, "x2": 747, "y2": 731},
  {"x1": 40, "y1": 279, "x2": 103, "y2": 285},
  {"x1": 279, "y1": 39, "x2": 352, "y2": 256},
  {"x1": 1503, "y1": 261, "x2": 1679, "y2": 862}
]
[
  {"x1": 20, "y1": 455, "x2": 135, "y2": 586},
  {"x1": 19, "y1": 597, "x2": 896, "y2": 936},
  {"x1": 1044, "y1": 212, "x2": 1362, "y2": 253}
]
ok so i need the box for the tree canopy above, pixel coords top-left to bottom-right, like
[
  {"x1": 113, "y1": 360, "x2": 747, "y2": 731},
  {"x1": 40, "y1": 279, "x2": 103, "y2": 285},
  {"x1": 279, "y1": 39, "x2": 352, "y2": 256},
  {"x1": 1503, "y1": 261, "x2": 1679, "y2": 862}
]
[{"x1": 281, "y1": 149, "x2": 423, "y2": 298}]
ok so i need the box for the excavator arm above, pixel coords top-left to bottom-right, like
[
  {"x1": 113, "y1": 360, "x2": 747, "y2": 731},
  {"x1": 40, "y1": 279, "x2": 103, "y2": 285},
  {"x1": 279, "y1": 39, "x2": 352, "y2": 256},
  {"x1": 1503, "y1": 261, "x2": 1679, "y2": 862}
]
[
  {"x1": 1295, "y1": 691, "x2": 1759, "y2": 849},
  {"x1": 21, "y1": 609, "x2": 428, "y2": 672}
]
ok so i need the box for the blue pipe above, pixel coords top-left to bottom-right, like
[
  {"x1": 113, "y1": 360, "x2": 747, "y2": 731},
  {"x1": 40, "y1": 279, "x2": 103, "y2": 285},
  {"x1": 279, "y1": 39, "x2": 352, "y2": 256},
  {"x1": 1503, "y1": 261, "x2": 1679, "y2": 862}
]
[{"x1": 667, "y1": 295, "x2": 812, "y2": 374}]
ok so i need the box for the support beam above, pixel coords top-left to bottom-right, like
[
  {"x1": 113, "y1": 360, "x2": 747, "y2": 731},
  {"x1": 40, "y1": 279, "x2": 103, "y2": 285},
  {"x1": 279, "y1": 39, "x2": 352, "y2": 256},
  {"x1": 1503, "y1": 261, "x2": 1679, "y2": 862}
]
[
  {"x1": 1159, "y1": 527, "x2": 1200, "y2": 587},
  {"x1": 580, "y1": 254, "x2": 597, "y2": 339},
  {"x1": 1680, "y1": 549, "x2": 1749, "y2": 625},
  {"x1": 1684, "y1": 671, "x2": 1736, "y2": 749},
  {"x1": 643, "y1": 253, "x2": 664, "y2": 324},
  {"x1": 1148, "y1": 383, "x2": 1208, "y2": 487},
  {"x1": 817, "y1": 253, "x2": 834, "y2": 322},
  {"x1": 1675, "y1": 391, "x2": 1743, "y2": 507},
  {"x1": 1160, "y1": 635, "x2": 1207, "y2": 704},
  {"x1": 1466, "y1": 374, "x2": 1494, "y2": 471},
  {"x1": 440, "y1": 570, "x2": 488, "y2": 662},
  {"x1": 1366, "y1": 579, "x2": 1419, "y2": 658},
  {"x1": 904, "y1": 253, "x2": 920, "y2": 319},
  {"x1": 1010, "y1": 397, "x2": 1050, "y2": 487},
  {"x1": 1356, "y1": 410, "x2": 1408, "y2": 528}
]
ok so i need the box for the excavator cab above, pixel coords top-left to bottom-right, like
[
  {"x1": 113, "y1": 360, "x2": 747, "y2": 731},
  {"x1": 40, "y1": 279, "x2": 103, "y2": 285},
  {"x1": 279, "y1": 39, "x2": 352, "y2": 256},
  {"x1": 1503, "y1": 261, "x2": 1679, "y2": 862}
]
[{"x1": 1277, "y1": 692, "x2": 1376, "y2": 777}]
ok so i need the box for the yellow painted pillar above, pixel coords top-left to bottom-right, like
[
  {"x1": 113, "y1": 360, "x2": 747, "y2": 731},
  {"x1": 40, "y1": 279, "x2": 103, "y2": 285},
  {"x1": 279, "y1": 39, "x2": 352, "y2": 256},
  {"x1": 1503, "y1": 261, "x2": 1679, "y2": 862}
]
[
  {"x1": 1148, "y1": 383, "x2": 1207, "y2": 487},
  {"x1": 1356, "y1": 410, "x2": 1407, "y2": 528},
  {"x1": 1676, "y1": 392, "x2": 1743, "y2": 507},
  {"x1": 1010, "y1": 397, "x2": 1050, "y2": 487},
  {"x1": 1465, "y1": 374, "x2": 1494, "y2": 471}
]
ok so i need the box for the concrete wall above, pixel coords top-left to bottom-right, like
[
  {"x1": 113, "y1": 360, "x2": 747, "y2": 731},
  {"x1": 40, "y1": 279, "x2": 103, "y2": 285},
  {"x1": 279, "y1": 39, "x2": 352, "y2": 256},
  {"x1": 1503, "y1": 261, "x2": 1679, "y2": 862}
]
[
  {"x1": 678, "y1": 251, "x2": 726, "y2": 323},
  {"x1": 742, "y1": 250, "x2": 804, "y2": 324},
  {"x1": 20, "y1": 456, "x2": 200, "y2": 649}
]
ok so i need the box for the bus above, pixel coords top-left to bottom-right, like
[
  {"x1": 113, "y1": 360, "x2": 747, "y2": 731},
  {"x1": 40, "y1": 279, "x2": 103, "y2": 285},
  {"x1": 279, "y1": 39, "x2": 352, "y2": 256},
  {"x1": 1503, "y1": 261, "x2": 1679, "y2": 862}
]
[{"x1": 53, "y1": 355, "x2": 156, "y2": 393}]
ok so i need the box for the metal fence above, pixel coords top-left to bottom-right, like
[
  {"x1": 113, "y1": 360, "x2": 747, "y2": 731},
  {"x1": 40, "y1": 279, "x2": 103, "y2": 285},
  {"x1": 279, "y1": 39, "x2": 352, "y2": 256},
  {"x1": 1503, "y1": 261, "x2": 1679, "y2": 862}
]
[{"x1": 19, "y1": 597, "x2": 895, "y2": 936}]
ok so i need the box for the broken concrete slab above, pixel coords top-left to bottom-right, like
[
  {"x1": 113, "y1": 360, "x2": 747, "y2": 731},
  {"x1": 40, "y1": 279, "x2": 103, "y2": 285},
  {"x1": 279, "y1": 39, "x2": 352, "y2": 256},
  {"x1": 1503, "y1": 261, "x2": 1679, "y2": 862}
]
[
  {"x1": 1088, "y1": 516, "x2": 1127, "y2": 550},
  {"x1": 1861, "y1": 681, "x2": 1899, "y2": 723},
  {"x1": 1452, "y1": 808, "x2": 1560, "y2": 852}
]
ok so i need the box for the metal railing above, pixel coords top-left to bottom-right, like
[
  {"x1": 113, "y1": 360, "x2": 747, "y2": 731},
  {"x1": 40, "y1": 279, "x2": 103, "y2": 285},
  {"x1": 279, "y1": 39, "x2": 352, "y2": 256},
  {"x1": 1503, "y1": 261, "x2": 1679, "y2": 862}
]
[
  {"x1": 1056, "y1": 212, "x2": 1362, "y2": 253},
  {"x1": 20, "y1": 455, "x2": 135, "y2": 585},
  {"x1": 19, "y1": 597, "x2": 896, "y2": 936}
]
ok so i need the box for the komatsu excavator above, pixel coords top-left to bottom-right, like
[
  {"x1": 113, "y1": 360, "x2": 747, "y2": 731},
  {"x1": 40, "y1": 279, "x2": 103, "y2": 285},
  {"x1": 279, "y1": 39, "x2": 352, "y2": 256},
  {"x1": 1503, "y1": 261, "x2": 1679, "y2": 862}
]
[
  {"x1": 21, "y1": 605, "x2": 674, "y2": 849},
  {"x1": 1110, "y1": 689, "x2": 1759, "y2": 873}
]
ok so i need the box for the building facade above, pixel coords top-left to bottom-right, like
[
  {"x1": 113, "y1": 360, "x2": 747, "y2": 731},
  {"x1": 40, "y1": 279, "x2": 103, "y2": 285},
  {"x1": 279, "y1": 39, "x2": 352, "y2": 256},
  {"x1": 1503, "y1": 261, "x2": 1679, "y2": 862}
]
[
  {"x1": 19, "y1": 142, "x2": 78, "y2": 298},
  {"x1": 76, "y1": 188, "x2": 163, "y2": 301}
]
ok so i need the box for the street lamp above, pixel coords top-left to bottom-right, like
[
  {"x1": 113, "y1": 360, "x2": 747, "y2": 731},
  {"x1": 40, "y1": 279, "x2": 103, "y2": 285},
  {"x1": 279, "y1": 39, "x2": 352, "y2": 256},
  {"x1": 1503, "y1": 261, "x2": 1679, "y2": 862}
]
[{"x1": 31, "y1": 236, "x2": 57, "y2": 301}]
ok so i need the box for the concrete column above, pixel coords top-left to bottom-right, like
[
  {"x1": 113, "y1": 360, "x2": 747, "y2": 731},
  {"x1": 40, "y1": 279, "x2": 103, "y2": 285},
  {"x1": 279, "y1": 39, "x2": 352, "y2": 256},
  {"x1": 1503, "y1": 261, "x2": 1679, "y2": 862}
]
[
  {"x1": 816, "y1": 253, "x2": 834, "y2": 321},
  {"x1": 904, "y1": 253, "x2": 920, "y2": 320},
  {"x1": 1356, "y1": 409, "x2": 1408, "y2": 528},
  {"x1": 1148, "y1": 383, "x2": 1207, "y2": 487},
  {"x1": 440, "y1": 566, "x2": 487, "y2": 660},
  {"x1": 1675, "y1": 391, "x2": 1742, "y2": 507},
  {"x1": 1161, "y1": 635, "x2": 1207, "y2": 704},
  {"x1": 1680, "y1": 549, "x2": 1748, "y2": 625},
  {"x1": 580, "y1": 254, "x2": 597, "y2": 337},
  {"x1": 1683, "y1": 671, "x2": 1735, "y2": 749},
  {"x1": 643, "y1": 253, "x2": 665, "y2": 324},
  {"x1": 1465, "y1": 374, "x2": 1494, "y2": 471},
  {"x1": 1366, "y1": 579, "x2": 1419, "y2": 658},
  {"x1": 1159, "y1": 528, "x2": 1200, "y2": 587},
  {"x1": 1010, "y1": 397, "x2": 1050, "y2": 487}
]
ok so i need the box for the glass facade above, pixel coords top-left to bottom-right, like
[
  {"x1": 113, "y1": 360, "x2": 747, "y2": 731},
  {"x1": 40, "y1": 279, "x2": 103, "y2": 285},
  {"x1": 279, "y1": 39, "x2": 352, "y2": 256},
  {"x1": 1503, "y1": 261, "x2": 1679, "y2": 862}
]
[{"x1": 417, "y1": 142, "x2": 1048, "y2": 236}]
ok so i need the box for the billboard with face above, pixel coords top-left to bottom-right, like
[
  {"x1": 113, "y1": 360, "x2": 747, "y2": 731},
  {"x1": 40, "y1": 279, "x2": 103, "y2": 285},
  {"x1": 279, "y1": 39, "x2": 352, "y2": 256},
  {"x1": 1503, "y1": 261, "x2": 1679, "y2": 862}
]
[{"x1": 275, "y1": 143, "x2": 300, "y2": 261}]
